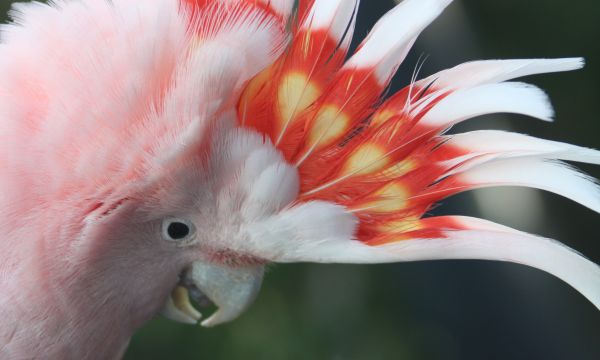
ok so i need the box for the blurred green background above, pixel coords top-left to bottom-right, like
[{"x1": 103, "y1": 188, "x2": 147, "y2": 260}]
[{"x1": 2, "y1": 0, "x2": 599, "y2": 359}]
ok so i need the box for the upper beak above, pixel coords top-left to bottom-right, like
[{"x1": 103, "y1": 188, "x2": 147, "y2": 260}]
[{"x1": 161, "y1": 261, "x2": 264, "y2": 327}]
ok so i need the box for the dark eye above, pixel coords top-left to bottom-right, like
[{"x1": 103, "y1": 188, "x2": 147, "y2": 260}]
[
  {"x1": 162, "y1": 218, "x2": 195, "y2": 242},
  {"x1": 168, "y1": 222, "x2": 189, "y2": 239}
]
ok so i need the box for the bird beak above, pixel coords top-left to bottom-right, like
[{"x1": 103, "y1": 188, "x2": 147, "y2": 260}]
[{"x1": 160, "y1": 261, "x2": 264, "y2": 327}]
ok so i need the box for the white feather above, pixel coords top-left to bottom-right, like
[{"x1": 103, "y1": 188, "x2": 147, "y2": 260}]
[
  {"x1": 259, "y1": 0, "x2": 295, "y2": 18},
  {"x1": 419, "y1": 58, "x2": 585, "y2": 90},
  {"x1": 453, "y1": 157, "x2": 600, "y2": 214},
  {"x1": 344, "y1": 0, "x2": 452, "y2": 84},
  {"x1": 237, "y1": 147, "x2": 299, "y2": 217},
  {"x1": 389, "y1": 217, "x2": 600, "y2": 311},
  {"x1": 252, "y1": 214, "x2": 600, "y2": 311},
  {"x1": 419, "y1": 82, "x2": 554, "y2": 128},
  {"x1": 443, "y1": 130, "x2": 600, "y2": 165},
  {"x1": 378, "y1": 216, "x2": 600, "y2": 311},
  {"x1": 246, "y1": 163, "x2": 299, "y2": 213},
  {"x1": 302, "y1": 0, "x2": 359, "y2": 46},
  {"x1": 244, "y1": 201, "x2": 358, "y2": 261}
]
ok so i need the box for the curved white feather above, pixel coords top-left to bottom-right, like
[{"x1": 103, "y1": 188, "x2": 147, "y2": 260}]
[
  {"x1": 419, "y1": 58, "x2": 585, "y2": 90},
  {"x1": 442, "y1": 130, "x2": 600, "y2": 166},
  {"x1": 451, "y1": 157, "x2": 600, "y2": 214},
  {"x1": 302, "y1": 0, "x2": 359, "y2": 47},
  {"x1": 419, "y1": 82, "x2": 554, "y2": 128},
  {"x1": 254, "y1": 213, "x2": 600, "y2": 310},
  {"x1": 345, "y1": 0, "x2": 452, "y2": 84},
  {"x1": 380, "y1": 216, "x2": 600, "y2": 311}
]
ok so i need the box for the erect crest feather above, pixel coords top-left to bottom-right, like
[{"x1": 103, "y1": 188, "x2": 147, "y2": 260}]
[{"x1": 230, "y1": 0, "x2": 600, "y2": 311}]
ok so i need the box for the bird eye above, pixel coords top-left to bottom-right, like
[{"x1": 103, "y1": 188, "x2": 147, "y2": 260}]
[{"x1": 162, "y1": 218, "x2": 196, "y2": 242}]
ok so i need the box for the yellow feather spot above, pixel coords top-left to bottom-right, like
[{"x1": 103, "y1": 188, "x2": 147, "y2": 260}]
[
  {"x1": 382, "y1": 160, "x2": 416, "y2": 178},
  {"x1": 366, "y1": 183, "x2": 410, "y2": 213},
  {"x1": 343, "y1": 143, "x2": 390, "y2": 176},
  {"x1": 278, "y1": 72, "x2": 321, "y2": 126},
  {"x1": 308, "y1": 105, "x2": 350, "y2": 149},
  {"x1": 371, "y1": 109, "x2": 395, "y2": 126},
  {"x1": 377, "y1": 217, "x2": 421, "y2": 233}
]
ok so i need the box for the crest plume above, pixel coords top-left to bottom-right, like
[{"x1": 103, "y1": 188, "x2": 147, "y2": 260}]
[{"x1": 232, "y1": 0, "x2": 600, "y2": 309}]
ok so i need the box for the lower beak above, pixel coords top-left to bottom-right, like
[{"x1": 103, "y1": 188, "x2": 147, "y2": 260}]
[{"x1": 161, "y1": 261, "x2": 264, "y2": 327}]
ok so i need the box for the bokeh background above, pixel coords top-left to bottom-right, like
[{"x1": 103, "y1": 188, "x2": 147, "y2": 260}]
[{"x1": 2, "y1": 0, "x2": 599, "y2": 359}]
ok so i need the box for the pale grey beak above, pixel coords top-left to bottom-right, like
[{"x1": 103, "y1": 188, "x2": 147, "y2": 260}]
[{"x1": 161, "y1": 261, "x2": 264, "y2": 327}]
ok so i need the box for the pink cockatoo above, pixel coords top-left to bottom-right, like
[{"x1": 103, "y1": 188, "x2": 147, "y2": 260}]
[{"x1": 0, "y1": 0, "x2": 599, "y2": 358}]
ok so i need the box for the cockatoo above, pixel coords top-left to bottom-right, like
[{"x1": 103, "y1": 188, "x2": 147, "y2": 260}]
[{"x1": 0, "y1": 0, "x2": 598, "y2": 358}]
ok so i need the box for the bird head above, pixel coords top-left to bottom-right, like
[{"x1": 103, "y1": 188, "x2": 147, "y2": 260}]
[{"x1": 86, "y1": 120, "x2": 314, "y2": 327}]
